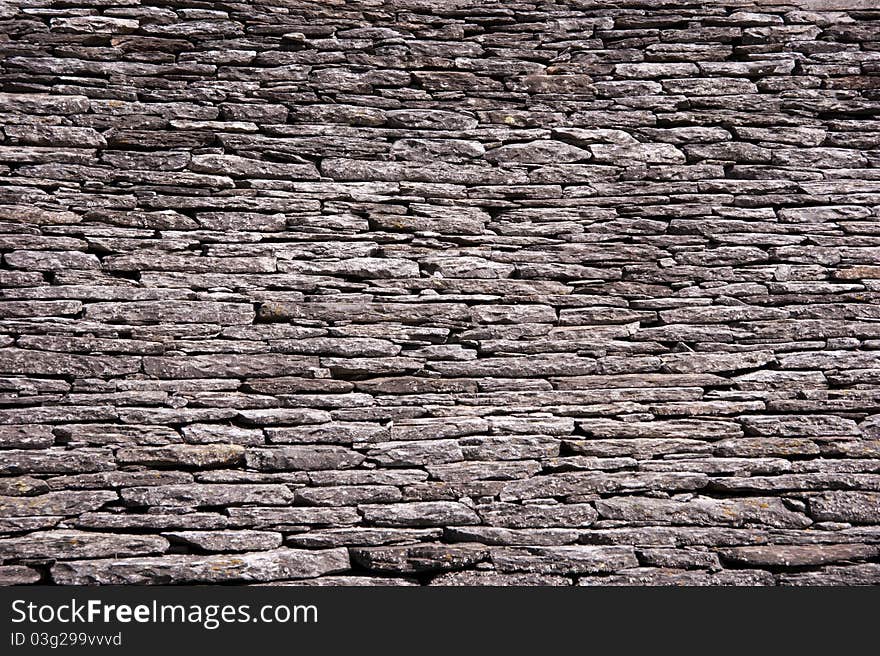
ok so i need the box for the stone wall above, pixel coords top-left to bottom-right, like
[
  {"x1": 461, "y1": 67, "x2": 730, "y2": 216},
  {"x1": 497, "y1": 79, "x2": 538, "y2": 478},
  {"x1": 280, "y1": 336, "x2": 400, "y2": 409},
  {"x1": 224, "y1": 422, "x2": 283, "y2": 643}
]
[{"x1": 2, "y1": 0, "x2": 880, "y2": 585}]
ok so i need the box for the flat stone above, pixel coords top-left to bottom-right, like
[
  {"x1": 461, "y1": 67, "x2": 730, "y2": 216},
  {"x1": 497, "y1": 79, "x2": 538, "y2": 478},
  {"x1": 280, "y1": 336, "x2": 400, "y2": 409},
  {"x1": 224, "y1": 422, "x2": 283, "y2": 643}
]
[
  {"x1": 350, "y1": 543, "x2": 489, "y2": 573},
  {"x1": 51, "y1": 548, "x2": 350, "y2": 585},
  {"x1": 246, "y1": 446, "x2": 364, "y2": 471},
  {"x1": 580, "y1": 568, "x2": 775, "y2": 586},
  {"x1": 0, "y1": 530, "x2": 169, "y2": 561},
  {"x1": 0, "y1": 491, "x2": 117, "y2": 517},
  {"x1": 287, "y1": 528, "x2": 441, "y2": 548},
  {"x1": 810, "y1": 492, "x2": 880, "y2": 524},
  {"x1": 163, "y1": 530, "x2": 282, "y2": 552},
  {"x1": 430, "y1": 571, "x2": 570, "y2": 585},
  {"x1": 359, "y1": 502, "x2": 480, "y2": 527},
  {"x1": 485, "y1": 140, "x2": 590, "y2": 164},
  {"x1": 116, "y1": 445, "x2": 245, "y2": 468},
  {"x1": 121, "y1": 484, "x2": 295, "y2": 508},
  {"x1": 478, "y1": 503, "x2": 598, "y2": 528},
  {"x1": 596, "y1": 496, "x2": 812, "y2": 529},
  {"x1": 0, "y1": 448, "x2": 114, "y2": 474},
  {"x1": 780, "y1": 562, "x2": 880, "y2": 586},
  {"x1": 719, "y1": 544, "x2": 880, "y2": 567},
  {"x1": 386, "y1": 109, "x2": 477, "y2": 130},
  {"x1": 492, "y1": 546, "x2": 638, "y2": 575}
]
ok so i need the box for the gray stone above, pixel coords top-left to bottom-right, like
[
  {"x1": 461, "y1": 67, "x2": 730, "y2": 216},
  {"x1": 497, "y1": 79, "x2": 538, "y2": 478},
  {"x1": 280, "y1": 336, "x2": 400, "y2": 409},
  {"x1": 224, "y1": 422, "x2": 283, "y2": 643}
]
[
  {"x1": 596, "y1": 496, "x2": 812, "y2": 529},
  {"x1": 0, "y1": 449, "x2": 114, "y2": 474},
  {"x1": 485, "y1": 141, "x2": 590, "y2": 164},
  {"x1": 0, "y1": 530, "x2": 169, "y2": 561},
  {"x1": 810, "y1": 492, "x2": 880, "y2": 524},
  {"x1": 121, "y1": 484, "x2": 295, "y2": 508},
  {"x1": 430, "y1": 571, "x2": 570, "y2": 586},
  {"x1": 246, "y1": 446, "x2": 364, "y2": 471},
  {"x1": 478, "y1": 503, "x2": 598, "y2": 528},
  {"x1": 719, "y1": 544, "x2": 880, "y2": 567},
  {"x1": 580, "y1": 568, "x2": 775, "y2": 586},
  {"x1": 780, "y1": 563, "x2": 880, "y2": 586},
  {"x1": 51, "y1": 548, "x2": 350, "y2": 585},
  {"x1": 492, "y1": 546, "x2": 638, "y2": 575},
  {"x1": 116, "y1": 445, "x2": 245, "y2": 469},
  {"x1": 359, "y1": 502, "x2": 480, "y2": 527},
  {"x1": 163, "y1": 530, "x2": 282, "y2": 552},
  {"x1": 350, "y1": 543, "x2": 489, "y2": 573}
]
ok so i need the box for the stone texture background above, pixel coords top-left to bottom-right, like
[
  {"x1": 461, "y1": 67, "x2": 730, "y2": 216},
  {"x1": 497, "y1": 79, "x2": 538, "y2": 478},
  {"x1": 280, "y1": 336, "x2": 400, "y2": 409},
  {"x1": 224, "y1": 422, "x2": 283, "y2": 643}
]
[{"x1": 1, "y1": 0, "x2": 880, "y2": 586}]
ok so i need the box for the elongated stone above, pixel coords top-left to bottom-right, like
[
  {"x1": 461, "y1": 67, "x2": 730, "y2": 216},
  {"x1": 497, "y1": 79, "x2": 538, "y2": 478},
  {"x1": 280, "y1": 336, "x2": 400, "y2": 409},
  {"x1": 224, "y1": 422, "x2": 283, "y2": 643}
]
[
  {"x1": 0, "y1": 491, "x2": 118, "y2": 517},
  {"x1": 0, "y1": 530, "x2": 168, "y2": 561},
  {"x1": 246, "y1": 446, "x2": 364, "y2": 471},
  {"x1": 121, "y1": 484, "x2": 295, "y2": 508},
  {"x1": 51, "y1": 548, "x2": 350, "y2": 585},
  {"x1": 351, "y1": 544, "x2": 489, "y2": 573},
  {"x1": 720, "y1": 544, "x2": 880, "y2": 567},
  {"x1": 580, "y1": 568, "x2": 775, "y2": 586},
  {"x1": 359, "y1": 502, "x2": 480, "y2": 527},
  {"x1": 116, "y1": 445, "x2": 245, "y2": 469},
  {"x1": 492, "y1": 546, "x2": 637, "y2": 575},
  {"x1": 163, "y1": 530, "x2": 282, "y2": 552},
  {"x1": 809, "y1": 492, "x2": 880, "y2": 524},
  {"x1": 596, "y1": 496, "x2": 812, "y2": 529}
]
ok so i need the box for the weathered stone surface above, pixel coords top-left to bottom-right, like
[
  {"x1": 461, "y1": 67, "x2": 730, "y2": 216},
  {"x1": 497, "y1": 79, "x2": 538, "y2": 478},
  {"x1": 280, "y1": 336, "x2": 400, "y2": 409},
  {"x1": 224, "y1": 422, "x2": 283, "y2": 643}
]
[
  {"x1": 485, "y1": 141, "x2": 590, "y2": 164},
  {"x1": 430, "y1": 571, "x2": 570, "y2": 586},
  {"x1": 163, "y1": 530, "x2": 282, "y2": 553},
  {"x1": 350, "y1": 543, "x2": 489, "y2": 573},
  {"x1": 0, "y1": 449, "x2": 114, "y2": 474},
  {"x1": 809, "y1": 492, "x2": 880, "y2": 524},
  {"x1": 287, "y1": 528, "x2": 441, "y2": 548},
  {"x1": 51, "y1": 548, "x2": 350, "y2": 584},
  {"x1": 0, "y1": 491, "x2": 118, "y2": 517},
  {"x1": 0, "y1": 530, "x2": 169, "y2": 561},
  {"x1": 295, "y1": 485, "x2": 402, "y2": 506},
  {"x1": 246, "y1": 446, "x2": 364, "y2": 471},
  {"x1": 86, "y1": 301, "x2": 254, "y2": 325},
  {"x1": 366, "y1": 440, "x2": 463, "y2": 467},
  {"x1": 492, "y1": 546, "x2": 638, "y2": 575},
  {"x1": 226, "y1": 507, "x2": 359, "y2": 528},
  {"x1": 2, "y1": 2, "x2": 879, "y2": 587},
  {"x1": 0, "y1": 426, "x2": 55, "y2": 450},
  {"x1": 780, "y1": 563, "x2": 880, "y2": 586},
  {"x1": 0, "y1": 566, "x2": 41, "y2": 585},
  {"x1": 359, "y1": 502, "x2": 480, "y2": 527},
  {"x1": 580, "y1": 568, "x2": 775, "y2": 586},
  {"x1": 478, "y1": 503, "x2": 598, "y2": 528},
  {"x1": 116, "y1": 445, "x2": 245, "y2": 469},
  {"x1": 596, "y1": 496, "x2": 812, "y2": 529},
  {"x1": 719, "y1": 544, "x2": 880, "y2": 568},
  {"x1": 121, "y1": 484, "x2": 295, "y2": 508}
]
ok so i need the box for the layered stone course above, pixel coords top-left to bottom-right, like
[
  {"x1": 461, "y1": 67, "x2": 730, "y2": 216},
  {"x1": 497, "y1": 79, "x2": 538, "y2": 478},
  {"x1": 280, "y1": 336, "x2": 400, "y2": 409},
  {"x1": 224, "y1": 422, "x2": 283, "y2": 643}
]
[{"x1": 2, "y1": 0, "x2": 880, "y2": 585}]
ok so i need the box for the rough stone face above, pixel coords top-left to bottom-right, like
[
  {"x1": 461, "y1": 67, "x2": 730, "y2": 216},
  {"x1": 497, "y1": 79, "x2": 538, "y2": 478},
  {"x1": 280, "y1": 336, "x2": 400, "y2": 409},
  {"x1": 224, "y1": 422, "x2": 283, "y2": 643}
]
[
  {"x1": 116, "y1": 445, "x2": 245, "y2": 469},
  {"x1": 595, "y1": 496, "x2": 812, "y2": 529},
  {"x1": 719, "y1": 544, "x2": 880, "y2": 568},
  {"x1": 809, "y1": 492, "x2": 880, "y2": 524},
  {"x1": 246, "y1": 446, "x2": 365, "y2": 471},
  {"x1": 0, "y1": 531, "x2": 169, "y2": 561},
  {"x1": 50, "y1": 548, "x2": 351, "y2": 585},
  {"x1": 0, "y1": 491, "x2": 118, "y2": 517},
  {"x1": 350, "y1": 544, "x2": 489, "y2": 573},
  {"x1": 1, "y1": 1, "x2": 878, "y2": 587},
  {"x1": 120, "y1": 485, "x2": 295, "y2": 508},
  {"x1": 491, "y1": 546, "x2": 638, "y2": 575},
  {"x1": 359, "y1": 502, "x2": 481, "y2": 527},
  {"x1": 0, "y1": 566, "x2": 41, "y2": 585},
  {"x1": 163, "y1": 531, "x2": 282, "y2": 553}
]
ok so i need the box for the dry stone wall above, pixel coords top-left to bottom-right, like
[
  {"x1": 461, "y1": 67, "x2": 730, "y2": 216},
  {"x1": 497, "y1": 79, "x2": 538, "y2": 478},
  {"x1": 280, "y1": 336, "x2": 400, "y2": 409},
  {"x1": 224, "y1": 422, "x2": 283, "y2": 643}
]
[{"x1": 2, "y1": 0, "x2": 880, "y2": 585}]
